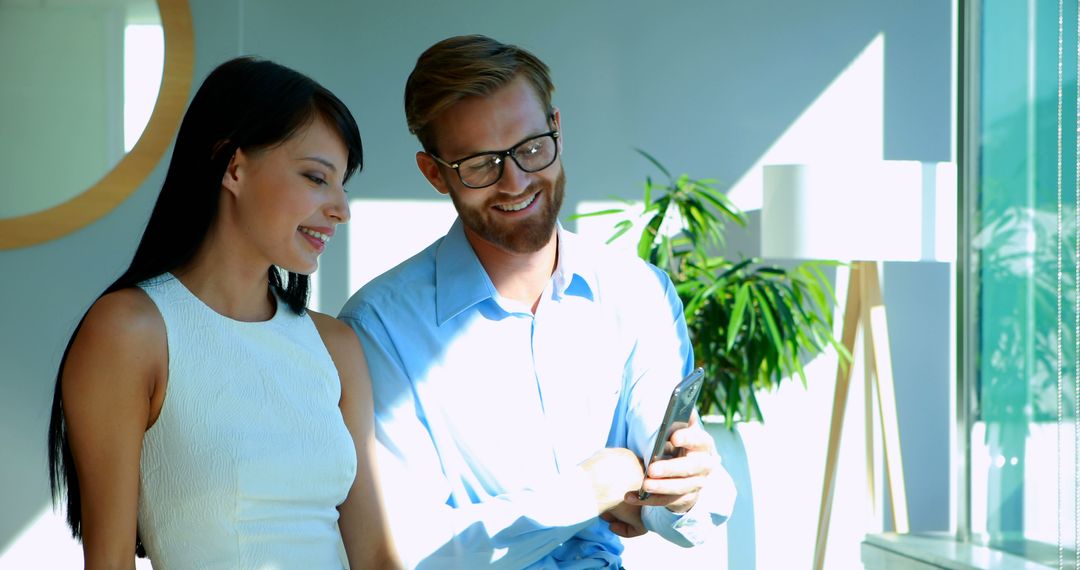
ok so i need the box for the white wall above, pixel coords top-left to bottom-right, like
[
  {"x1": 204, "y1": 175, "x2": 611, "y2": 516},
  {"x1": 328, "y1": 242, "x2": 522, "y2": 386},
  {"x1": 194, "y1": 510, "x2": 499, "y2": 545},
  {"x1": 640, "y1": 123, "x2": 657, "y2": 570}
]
[{"x1": 0, "y1": 1, "x2": 952, "y2": 567}]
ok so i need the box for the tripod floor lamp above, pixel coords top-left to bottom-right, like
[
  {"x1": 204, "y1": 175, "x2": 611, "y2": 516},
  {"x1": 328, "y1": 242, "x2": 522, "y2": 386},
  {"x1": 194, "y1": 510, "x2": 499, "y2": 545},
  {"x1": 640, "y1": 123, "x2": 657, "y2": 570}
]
[{"x1": 761, "y1": 161, "x2": 955, "y2": 570}]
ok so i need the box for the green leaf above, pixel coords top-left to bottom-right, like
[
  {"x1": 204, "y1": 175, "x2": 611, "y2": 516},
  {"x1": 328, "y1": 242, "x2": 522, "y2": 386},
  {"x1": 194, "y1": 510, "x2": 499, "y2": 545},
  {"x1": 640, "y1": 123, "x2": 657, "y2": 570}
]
[
  {"x1": 692, "y1": 184, "x2": 746, "y2": 227},
  {"x1": 778, "y1": 281, "x2": 814, "y2": 324},
  {"x1": 607, "y1": 220, "x2": 634, "y2": 244},
  {"x1": 643, "y1": 192, "x2": 670, "y2": 216},
  {"x1": 748, "y1": 389, "x2": 764, "y2": 422},
  {"x1": 718, "y1": 258, "x2": 755, "y2": 280},
  {"x1": 725, "y1": 376, "x2": 741, "y2": 426},
  {"x1": 752, "y1": 285, "x2": 785, "y2": 358},
  {"x1": 676, "y1": 173, "x2": 695, "y2": 194},
  {"x1": 794, "y1": 267, "x2": 830, "y2": 318},
  {"x1": 829, "y1": 332, "x2": 854, "y2": 366},
  {"x1": 791, "y1": 347, "x2": 808, "y2": 388},
  {"x1": 636, "y1": 212, "x2": 665, "y2": 261},
  {"x1": 634, "y1": 148, "x2": 673, "y2": 181},
  {"x1": 570, "y1": 208, "x2": 625, "y2": 219},
  {"x1": 766, "y1": 282, "x2": 796, "y2": 338},
  {"x1": 808, "y1": 263, "x2": 840, "y2": 307},
  {"x1": 727, "y1": 284, "x2": 751, "y2": 351},
  {"x1": 683, "y1": 195, "x2": 725, "y2": 248}
]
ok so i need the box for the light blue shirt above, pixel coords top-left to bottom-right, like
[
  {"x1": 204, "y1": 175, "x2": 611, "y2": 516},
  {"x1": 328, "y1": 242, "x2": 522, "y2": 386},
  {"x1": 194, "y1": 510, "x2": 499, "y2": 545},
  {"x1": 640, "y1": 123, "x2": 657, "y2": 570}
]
[{"x1": 339, "y1": 219, "x2": 735, "y2": 569}]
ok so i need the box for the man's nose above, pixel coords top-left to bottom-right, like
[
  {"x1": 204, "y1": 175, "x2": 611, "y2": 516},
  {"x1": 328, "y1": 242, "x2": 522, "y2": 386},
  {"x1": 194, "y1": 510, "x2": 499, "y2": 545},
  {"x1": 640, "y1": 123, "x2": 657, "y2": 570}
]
[{"x1": 498, "y1": 156, "x2": 530, "y2": 192}]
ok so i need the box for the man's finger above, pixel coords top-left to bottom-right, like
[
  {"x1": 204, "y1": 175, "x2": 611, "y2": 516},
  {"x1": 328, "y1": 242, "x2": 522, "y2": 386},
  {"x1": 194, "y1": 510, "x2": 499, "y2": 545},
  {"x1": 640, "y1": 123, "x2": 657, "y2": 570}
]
[
  {"x1": 647, "y1": 452, "x2": 715, "y2": 479},
  {"x1": 625, "y1": 490, "x2": 700, "y2": 510},
  {"x1": 639, "y1": 474, "x2": 708, "y2": 498},
  {"x1": 669, "y1": 424, "x2": 715, "y2": 451}
]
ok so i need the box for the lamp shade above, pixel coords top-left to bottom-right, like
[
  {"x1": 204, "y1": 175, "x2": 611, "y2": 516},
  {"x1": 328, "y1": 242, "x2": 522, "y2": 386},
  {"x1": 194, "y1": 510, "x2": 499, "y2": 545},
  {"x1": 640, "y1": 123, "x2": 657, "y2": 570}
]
[{"x1": 761, "y1": 161, "x2": 955, "y2": 262}]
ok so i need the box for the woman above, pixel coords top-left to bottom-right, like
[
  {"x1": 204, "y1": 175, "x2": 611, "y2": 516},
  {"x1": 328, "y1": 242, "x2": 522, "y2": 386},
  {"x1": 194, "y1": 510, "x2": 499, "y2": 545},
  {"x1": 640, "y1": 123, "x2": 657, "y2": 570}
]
[{"x1": 46, "y1": 57, "x2": 399, "y2": 569}]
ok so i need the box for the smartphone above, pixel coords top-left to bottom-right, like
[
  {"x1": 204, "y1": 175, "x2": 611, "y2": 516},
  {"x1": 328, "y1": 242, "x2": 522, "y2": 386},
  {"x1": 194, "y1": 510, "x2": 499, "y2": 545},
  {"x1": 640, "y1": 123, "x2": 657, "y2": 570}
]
[{"x1": 639, "y1": 367, "x2": 706, "y2": 500}]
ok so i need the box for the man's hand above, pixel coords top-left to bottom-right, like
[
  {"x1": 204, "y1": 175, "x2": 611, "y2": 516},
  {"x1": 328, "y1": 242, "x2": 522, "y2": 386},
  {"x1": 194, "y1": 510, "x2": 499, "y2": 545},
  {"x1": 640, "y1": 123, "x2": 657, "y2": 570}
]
[
  {"x1": 601, "y1": 501, "x2": 646, "y2": 538},
  {"x1": 627, "y1": 414, "x2": 718, "y2": 513},
  {"x1": 577, "y1": 447, "x2": 645, "y2": 512}
]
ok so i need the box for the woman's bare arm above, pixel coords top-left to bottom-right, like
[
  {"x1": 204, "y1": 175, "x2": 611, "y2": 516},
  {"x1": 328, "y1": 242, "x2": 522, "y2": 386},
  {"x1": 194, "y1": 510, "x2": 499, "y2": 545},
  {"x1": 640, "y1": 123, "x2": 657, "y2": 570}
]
[
  {"x1": 311, "y1": 312, "x2": 401, "y2": 570},
  {"x1": 62, "y1": 288, "x2": 166, "y2": 570}
]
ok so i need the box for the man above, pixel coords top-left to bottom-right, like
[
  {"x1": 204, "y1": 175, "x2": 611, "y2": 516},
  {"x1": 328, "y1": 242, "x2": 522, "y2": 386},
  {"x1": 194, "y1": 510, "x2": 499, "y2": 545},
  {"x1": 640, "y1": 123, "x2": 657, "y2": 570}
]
[{"x1": 339, "y1": 34, "x2": 735, "y2": 568}]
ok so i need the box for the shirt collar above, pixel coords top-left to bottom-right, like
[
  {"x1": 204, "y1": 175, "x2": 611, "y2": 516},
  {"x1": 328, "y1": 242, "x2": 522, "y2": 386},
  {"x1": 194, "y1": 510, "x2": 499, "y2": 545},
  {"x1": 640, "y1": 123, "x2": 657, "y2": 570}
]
[
  {"x1": 551, "y1": 222, "x2": 596, "y2": 301},
  {"x1": 434, "y1": 219, "x2": 598, "y2": 325},
  {"x1": 435, "y1": 219, "x2": 498, "y2": 325}
]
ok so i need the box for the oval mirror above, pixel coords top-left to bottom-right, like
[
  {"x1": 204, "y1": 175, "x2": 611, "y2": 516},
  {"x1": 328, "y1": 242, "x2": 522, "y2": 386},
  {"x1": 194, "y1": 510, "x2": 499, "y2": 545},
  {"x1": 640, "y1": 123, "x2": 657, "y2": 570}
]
[{"x1": 0, "y1": 0, "x2": 193, "y2": 249}]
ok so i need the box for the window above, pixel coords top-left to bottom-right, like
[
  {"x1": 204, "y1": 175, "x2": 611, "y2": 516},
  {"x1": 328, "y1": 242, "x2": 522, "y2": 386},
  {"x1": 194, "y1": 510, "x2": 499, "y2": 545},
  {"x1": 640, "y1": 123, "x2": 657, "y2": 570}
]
[{"x1": 964, "y1": 0, "x2": 1079, "y2": 564}]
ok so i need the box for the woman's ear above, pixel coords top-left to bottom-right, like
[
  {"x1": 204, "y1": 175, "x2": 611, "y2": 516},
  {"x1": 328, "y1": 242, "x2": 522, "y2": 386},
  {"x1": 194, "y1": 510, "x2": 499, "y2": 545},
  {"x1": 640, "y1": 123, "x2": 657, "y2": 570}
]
[{"x1": 221, "y1": 149, "x2": 245, "y2": 196}]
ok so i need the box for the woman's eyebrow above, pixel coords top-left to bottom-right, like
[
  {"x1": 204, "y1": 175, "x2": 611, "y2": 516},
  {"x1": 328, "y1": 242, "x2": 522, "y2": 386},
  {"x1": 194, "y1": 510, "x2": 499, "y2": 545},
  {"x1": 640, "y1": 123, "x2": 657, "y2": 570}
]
[{"x1": 298, "y1": 156, "x2": 338, "y2": 171}]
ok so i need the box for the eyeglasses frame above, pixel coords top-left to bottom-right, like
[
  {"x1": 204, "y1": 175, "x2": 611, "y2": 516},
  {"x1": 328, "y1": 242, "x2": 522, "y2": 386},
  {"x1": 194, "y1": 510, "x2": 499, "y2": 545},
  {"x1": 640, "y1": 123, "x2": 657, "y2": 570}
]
[{"x1": 429, "y1": 129, "x2": 561, "y2": 189}]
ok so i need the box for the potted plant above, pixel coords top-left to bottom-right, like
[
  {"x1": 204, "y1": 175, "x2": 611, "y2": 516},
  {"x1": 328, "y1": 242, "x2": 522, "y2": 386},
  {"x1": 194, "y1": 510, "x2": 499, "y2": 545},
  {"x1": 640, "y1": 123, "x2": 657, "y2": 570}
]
[
  {"x1": 578, "y1": 150, "x2": 846, "y2": 426},
  {"x1": 576, "y1": 151, "x2": 849, "y2": 569}
]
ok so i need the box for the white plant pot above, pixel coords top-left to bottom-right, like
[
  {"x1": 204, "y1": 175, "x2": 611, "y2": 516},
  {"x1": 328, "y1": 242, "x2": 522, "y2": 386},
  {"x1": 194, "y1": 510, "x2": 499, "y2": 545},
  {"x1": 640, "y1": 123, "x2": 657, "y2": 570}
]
[
  {"x1": 703, "y1": 416, "x2": 757, "y2": 570},
  {"x1": 619, "y1": 418, "x2": 757, "y2": 569}
]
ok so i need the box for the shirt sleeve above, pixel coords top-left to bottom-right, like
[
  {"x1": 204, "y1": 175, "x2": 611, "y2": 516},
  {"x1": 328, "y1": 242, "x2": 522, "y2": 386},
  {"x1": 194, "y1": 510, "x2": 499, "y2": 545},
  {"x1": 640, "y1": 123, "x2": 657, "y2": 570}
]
[
  {"x1": 641, "y1": 467, "x2": 736, "y2": 547},
  {"x1": 621, "y1": 265, "x2": 737, "y2": 547},
  {"x1": 340, "y1": 308, "x2": 600, "y2": 569}
]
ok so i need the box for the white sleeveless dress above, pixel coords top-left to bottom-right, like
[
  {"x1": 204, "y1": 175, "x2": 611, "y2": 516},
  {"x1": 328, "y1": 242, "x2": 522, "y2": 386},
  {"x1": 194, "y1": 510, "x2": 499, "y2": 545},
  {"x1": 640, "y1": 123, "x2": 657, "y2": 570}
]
[{"x1": 135, "y1": 275, "x2": 357, "y2": 569}]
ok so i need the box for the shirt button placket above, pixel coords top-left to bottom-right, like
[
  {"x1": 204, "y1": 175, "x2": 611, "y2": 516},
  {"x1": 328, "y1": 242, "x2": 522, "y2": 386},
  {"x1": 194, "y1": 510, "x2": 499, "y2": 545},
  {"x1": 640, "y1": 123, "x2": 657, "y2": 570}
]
[{"x1": 529, "y1": 310, "x2": 563, "y2": 473}]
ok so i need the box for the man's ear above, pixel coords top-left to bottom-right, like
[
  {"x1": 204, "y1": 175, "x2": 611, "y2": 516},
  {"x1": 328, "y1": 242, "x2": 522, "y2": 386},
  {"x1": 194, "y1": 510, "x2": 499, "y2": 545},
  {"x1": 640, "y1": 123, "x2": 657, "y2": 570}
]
[
  {"x1": 221, "y1": 149, "x2": 246, "y2": 197},
  {"x1": 416, "y1": 151, "x2": 450, "y2": 195},
  {"x1": 550, "y1": 107, "x2": 563, "y2": 153}
]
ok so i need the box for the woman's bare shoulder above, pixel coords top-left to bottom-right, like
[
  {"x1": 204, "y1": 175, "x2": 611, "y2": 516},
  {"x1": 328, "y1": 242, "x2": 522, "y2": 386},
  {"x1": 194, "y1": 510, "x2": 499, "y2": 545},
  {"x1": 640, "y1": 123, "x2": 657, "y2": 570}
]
[
  {"x1": 65, "y1": 287, "x2": 166, "y2": 393},
  {"x1": 82, "y1": 287, "x2": 163, "y2": 335},
  {"x1": 308, "y1": 310, "x2": 369, "y2": 389},
  {"x1": 309, "y1": 310, "x2": 363, "y2": 355}
]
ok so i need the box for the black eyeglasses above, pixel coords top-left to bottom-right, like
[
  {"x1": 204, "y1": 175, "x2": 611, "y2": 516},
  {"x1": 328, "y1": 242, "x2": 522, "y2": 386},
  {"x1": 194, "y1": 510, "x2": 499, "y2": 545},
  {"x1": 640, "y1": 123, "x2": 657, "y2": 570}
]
[{"x1": 431, "y1": 130, "x2": 560, "y2": 189}]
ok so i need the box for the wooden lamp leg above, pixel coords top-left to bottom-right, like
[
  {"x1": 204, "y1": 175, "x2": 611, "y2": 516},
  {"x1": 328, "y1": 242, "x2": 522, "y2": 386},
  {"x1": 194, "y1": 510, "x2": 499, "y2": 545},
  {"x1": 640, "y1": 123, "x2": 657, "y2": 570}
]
[
  {"x1": 862, "y1": 262, "x2": 910, "y2": 532},
  {"x1": 862, "y1": 263, "x2": 879, "y2": 516},
  {"x1": 813, "y1": 262, "x2": 912, "y2": 568},
  {"x1": 813, "y1": 263, "x2": 864, "y2": 570}
]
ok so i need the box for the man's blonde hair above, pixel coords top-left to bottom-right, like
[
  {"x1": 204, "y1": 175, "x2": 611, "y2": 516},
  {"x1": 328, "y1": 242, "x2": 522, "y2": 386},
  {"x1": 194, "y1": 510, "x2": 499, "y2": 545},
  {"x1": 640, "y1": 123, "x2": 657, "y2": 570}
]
[{"x1": 404, "y1": 35, "x2": 555, "y2": 155}]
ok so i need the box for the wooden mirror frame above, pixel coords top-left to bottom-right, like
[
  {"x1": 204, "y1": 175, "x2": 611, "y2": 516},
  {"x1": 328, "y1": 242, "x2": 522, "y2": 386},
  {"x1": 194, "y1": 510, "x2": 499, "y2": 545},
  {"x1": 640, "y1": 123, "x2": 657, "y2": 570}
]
[{"x1": 0, "y1": 0, "x2": 194, "y2": 249}]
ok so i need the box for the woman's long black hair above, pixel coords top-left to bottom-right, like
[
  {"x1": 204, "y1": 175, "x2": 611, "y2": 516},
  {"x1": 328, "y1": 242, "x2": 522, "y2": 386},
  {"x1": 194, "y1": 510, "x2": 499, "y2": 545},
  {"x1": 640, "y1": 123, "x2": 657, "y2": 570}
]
[{"x1": 46, "y1": 56, "x2": 363, "y2": 556}]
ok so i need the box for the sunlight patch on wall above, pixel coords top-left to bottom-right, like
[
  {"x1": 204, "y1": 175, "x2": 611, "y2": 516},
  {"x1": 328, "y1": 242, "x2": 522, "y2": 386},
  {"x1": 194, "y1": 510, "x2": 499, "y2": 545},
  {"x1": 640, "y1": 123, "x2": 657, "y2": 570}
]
[
  {"x1": 573, "y1": 200, "x2": 644, "y2": 255},
  {"x1": 347, "y1": 199, "x2": 458, "y2": 294},
  {"x1": 0, "y1": 507, "x2": 151, "y2": 568},
  {"x1": 726, "y1": 34, "x2": 885, "y2": 211},
  {"x1": 308, "y1": 267, "x2": 322, "y2": 313},
  {"x1": 123, "y1": 24, "x2": 163, "y2": 152}
]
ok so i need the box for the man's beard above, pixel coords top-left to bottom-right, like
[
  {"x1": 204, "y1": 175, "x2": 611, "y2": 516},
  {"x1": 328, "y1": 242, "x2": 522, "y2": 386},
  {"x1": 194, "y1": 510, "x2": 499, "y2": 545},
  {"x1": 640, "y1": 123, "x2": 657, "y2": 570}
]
[{"x1": 450, "y1": 167, "x2": 566, "y2": 254}]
